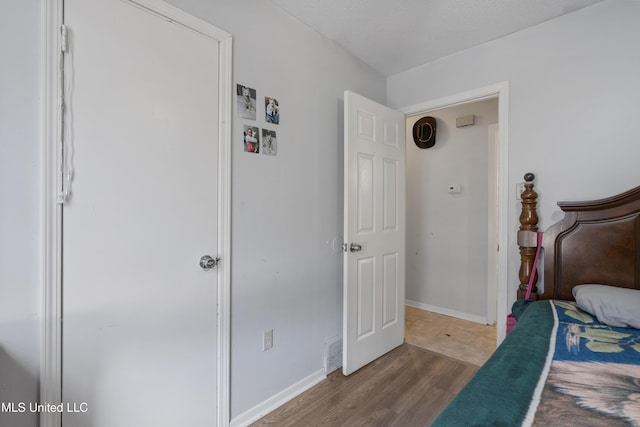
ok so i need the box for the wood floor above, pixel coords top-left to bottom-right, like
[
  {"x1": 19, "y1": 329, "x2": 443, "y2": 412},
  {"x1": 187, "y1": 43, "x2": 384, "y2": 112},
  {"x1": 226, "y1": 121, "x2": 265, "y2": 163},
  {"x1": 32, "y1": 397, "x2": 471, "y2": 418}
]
[
  {"x1": 251, "y1": 307, "x2": 495, "y2": 426},
  {"x1": 250, "y1": 344, "x2": 477, "y2": 427}
]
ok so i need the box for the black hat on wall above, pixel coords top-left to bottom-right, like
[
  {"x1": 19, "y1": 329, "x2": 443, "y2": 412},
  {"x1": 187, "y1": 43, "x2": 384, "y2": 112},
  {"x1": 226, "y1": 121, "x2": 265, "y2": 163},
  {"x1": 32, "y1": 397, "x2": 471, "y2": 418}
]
[{"x1": 412, "y1": 116, "x2": 437, "y2": 149}]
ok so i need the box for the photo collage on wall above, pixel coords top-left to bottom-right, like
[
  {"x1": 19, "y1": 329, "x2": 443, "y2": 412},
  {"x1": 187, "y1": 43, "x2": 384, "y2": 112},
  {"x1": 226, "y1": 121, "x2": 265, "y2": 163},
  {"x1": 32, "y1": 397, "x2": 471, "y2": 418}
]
[{"x1": 236, "y1": 84, "x2": 279, "y2": 156}]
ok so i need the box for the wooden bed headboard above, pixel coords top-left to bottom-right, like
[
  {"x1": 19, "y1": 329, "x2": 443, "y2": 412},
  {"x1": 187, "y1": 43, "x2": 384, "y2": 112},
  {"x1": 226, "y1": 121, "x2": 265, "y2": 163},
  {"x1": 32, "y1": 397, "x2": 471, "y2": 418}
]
[{"x1": 518, "y1": 174, "x2": 640, "y2": 301}]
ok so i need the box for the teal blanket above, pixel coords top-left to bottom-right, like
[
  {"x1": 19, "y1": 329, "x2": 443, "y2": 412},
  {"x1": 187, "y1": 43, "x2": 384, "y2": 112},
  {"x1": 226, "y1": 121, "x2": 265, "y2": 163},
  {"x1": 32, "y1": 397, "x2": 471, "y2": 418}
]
[
  {"x1": 432, "y1": 300, "x2": 553, "y2": 426},
  {"x1": 432, "y1": 300, "x2": 640, "y2": 426}
]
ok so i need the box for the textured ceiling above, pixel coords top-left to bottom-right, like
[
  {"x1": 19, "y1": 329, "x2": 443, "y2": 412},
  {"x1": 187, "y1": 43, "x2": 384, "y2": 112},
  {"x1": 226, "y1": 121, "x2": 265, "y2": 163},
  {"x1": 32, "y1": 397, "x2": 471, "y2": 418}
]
[{"x1": 269, "y1": 0, "x2": 603, "y2": 76}]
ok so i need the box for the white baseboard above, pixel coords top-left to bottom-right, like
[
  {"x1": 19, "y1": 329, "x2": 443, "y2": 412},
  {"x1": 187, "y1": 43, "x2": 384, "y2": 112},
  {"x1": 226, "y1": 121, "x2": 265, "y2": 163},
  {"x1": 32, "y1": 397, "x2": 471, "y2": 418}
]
[
  {"x1": 230, "y1": 369, "x2": 326, "y2": 427},
  {"x1": 406, "y1": 300, "x2": 489, "y2": 325}
]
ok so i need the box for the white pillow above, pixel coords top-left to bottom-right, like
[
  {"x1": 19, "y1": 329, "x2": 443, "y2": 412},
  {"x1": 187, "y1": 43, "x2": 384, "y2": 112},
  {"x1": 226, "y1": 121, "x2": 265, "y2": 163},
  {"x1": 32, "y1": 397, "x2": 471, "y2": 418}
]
[{"x1": 573, "y1": 284, "x2": 640, "y2": 329}]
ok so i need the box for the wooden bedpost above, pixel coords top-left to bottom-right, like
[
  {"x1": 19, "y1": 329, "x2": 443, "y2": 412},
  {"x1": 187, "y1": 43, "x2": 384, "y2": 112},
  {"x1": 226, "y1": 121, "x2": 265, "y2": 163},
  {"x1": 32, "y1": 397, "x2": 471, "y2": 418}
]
[{"x1": 517, "y1": 173, "x2": 539, "y2": 299}]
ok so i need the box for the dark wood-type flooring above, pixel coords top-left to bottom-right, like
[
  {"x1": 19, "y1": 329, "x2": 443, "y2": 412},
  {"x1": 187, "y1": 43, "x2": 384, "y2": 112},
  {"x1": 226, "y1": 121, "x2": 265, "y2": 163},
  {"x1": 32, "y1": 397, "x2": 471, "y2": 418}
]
[{"x1": 250, "y1": 343, "x2": 478, "y2": 427}]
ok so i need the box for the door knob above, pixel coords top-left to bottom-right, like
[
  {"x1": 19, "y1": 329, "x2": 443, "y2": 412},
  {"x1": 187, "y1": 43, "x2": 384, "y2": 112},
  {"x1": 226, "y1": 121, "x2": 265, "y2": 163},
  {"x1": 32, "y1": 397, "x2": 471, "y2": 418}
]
[
  {"x1": 199, "y1": 255, "x2": 220, "y2": 271},
  {"x1": 349, "y1": 243, "x2": 362, "y2": 253}
]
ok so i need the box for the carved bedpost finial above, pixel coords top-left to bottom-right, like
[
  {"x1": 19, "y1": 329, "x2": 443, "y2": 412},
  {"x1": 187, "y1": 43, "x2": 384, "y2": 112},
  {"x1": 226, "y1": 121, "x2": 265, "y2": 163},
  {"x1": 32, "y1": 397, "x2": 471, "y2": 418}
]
[{"x1": 518, "y1": 173, "x2": 540, "y2": 299}]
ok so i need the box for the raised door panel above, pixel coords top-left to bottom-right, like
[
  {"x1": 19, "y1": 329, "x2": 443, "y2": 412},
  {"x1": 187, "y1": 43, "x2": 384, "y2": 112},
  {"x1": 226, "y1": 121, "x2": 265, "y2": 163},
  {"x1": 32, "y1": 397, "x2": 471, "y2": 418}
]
[
  {"x1": 357, "y1": 154, "x2": 375, "y2": 234},
  {"x1": 357, "y1": 257, "x2": 376, "y2": 339},
  {"x1": 382, "y1": 253, "x2": 399, "y2": 327}
]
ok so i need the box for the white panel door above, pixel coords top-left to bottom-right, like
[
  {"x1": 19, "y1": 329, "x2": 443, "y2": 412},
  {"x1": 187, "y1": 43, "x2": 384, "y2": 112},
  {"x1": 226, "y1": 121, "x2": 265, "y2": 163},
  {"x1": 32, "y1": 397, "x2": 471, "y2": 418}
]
[
  {"x1": 343, "y1": 91, "x2": 406, "y2": 375},
  {"x1": 62, "y1": 1, "x2": 221, "y2": 425}
]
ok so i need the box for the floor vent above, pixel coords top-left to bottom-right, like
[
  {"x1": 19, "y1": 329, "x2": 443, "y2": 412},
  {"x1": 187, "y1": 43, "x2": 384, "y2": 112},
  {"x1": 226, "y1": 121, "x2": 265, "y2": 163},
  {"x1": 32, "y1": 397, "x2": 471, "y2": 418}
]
[{"x1": 324, "y1": 337, "x2": 343, "y2": 374}]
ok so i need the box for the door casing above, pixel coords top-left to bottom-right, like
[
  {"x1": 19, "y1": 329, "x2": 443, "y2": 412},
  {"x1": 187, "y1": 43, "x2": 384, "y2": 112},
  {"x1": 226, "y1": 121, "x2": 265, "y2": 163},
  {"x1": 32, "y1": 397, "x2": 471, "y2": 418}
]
[{"x1": 487, "y1": 123, "x2": 500, "y2": 325}]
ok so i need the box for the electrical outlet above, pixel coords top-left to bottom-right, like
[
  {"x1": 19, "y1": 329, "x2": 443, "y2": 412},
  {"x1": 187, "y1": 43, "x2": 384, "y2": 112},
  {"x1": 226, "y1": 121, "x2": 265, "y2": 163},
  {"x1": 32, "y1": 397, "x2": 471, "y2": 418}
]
[{"x1": 263, "y1": 329, "x2": 273, "y2": 351}]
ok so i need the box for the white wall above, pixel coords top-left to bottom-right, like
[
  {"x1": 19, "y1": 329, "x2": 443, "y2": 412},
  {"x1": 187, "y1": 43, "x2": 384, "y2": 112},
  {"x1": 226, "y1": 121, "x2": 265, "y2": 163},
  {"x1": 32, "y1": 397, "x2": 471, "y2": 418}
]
[
  {"x1": 406, "y1": 99, "x2": 498, "y2": 321},
  {"x1": 5, "y1": 0, "x2": 384, "y2": 425},
  {"x1": 0, "y1": 1, "x2": 41, "y2": 427},
  {"x1": 162, "y1": 0, "x2": 386, "y2": 420},
  {"x1": 388, "y1": 0, "x2": 640, "y2": 306}
]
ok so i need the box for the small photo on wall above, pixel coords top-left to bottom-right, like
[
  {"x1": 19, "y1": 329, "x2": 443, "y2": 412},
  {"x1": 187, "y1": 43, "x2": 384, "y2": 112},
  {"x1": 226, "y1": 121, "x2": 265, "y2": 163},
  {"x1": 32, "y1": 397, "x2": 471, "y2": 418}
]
[
  {"x1": 237, "y1": 84, "x2": 256, "y2": 120},
  {"x1": 261, "y1": 129, "x2": 277, "y2": 156},
  {"x1": 244, "y1": 125, "x2": 259, "y2": 154},
  {"x1": 265, "y1": 97, "x2": 280, "y2": 124}
]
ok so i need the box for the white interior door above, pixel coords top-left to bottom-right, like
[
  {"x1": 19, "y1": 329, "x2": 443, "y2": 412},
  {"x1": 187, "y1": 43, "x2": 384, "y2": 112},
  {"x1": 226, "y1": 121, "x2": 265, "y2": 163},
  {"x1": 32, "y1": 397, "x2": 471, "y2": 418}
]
[
  {"x1": 62, "y1": 1, "x2": 222, "y2": 425},
  {"x1": 343, "y1": 91, "x2": 406, "y2": 376}
]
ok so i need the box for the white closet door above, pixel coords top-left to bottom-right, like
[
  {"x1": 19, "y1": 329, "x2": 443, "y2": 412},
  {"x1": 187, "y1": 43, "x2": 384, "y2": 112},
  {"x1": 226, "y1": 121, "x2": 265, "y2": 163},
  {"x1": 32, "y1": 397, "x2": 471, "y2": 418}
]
[{"x1": 63, "y1": 0, "x2": 220, "y2": 425}]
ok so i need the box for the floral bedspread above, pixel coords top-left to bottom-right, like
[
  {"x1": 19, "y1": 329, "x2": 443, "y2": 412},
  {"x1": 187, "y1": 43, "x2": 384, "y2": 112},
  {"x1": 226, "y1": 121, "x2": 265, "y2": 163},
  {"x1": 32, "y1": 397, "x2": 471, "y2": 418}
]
[{"x1": 528, "y1": 301, "x2": 640, "y2": 426}]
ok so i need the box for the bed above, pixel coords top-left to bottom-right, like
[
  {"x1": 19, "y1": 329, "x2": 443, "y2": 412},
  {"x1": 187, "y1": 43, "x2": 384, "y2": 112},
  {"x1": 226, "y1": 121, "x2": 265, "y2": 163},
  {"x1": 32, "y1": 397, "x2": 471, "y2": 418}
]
[{"x1": 432, "y1": 175, "x2": 640, "y2": 426}]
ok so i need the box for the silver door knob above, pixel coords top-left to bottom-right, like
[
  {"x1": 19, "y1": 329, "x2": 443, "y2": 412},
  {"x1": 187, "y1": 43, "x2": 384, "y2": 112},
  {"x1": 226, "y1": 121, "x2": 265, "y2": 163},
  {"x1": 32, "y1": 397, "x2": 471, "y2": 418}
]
[
  {"x1": 199, "y1": 255, "x2": 220, "y2": 271},
  {"x1": 349, "y1": 243, "x2": 362, "y2": 253}
]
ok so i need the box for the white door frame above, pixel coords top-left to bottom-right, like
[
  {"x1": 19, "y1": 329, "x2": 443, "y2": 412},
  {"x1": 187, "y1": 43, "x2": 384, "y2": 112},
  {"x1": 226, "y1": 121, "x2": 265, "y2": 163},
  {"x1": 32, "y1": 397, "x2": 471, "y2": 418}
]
[
  {"x1": 487, "y1": 123, "x2": 500, "y2": 325},
  {"x1": 399, "y1": 82, "x2": 509, "y2": 344},
  {"x1": 41, "y1": 1, "x2": 233, "y2": 426}
]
